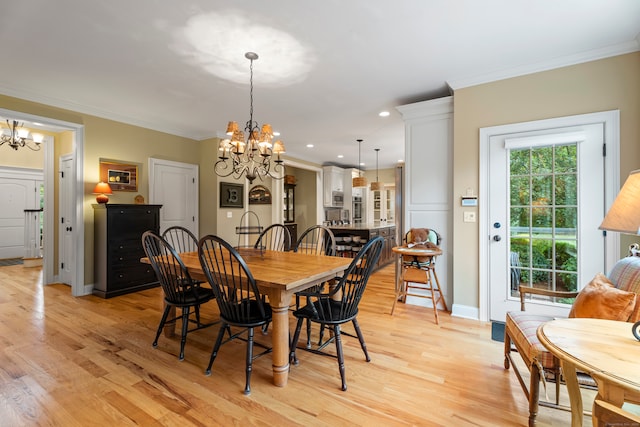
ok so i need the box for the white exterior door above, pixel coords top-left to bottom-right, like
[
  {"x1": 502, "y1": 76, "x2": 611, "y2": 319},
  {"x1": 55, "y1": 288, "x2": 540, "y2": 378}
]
[
  {"x1": 58, "y1": 155, "x2": 74, "y2": 285},
  {"x1": 149, "y1": 158, "x2": 199, "y2": 236},
  {"x1": 0, "y1": 169, "x2": 41, "y2": 259},
  {"x1": 481, "y1": 111, "x2": 620, "y2": 322}
]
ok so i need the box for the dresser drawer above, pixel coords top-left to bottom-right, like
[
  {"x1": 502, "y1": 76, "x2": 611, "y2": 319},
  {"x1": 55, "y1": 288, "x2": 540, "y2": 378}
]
[
  {"x1": 109, "y1": 264, "x2": 157, "y2": 289},
  {"x1": 108, "y1": 239, "x2": 144, "y2": 266}
]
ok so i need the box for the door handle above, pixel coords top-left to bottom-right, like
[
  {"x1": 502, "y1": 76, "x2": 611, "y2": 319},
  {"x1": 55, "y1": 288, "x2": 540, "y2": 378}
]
[{"x1": 493, "y1": 235, "x2": 501, "y2": 242}]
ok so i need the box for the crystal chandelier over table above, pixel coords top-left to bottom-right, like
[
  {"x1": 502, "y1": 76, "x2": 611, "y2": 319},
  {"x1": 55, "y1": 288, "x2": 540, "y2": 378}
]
[
  {"x1": 215, "y1": 52, "x2": 285, "y2": 184},
  {"x1": 1, "y1": 120, "x2": 43, "y2": 151}
]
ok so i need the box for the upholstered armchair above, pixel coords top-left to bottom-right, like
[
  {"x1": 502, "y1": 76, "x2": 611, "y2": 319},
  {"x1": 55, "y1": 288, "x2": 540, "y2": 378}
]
[{"x1": 504, "y1": 255, "x2": 640, "y2": 426}]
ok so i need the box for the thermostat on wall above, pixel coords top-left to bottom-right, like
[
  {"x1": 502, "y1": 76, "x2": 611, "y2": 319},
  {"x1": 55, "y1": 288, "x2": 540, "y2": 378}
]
[{"x1": 461, "y1": 197, "x2": 477, "y2": 207}]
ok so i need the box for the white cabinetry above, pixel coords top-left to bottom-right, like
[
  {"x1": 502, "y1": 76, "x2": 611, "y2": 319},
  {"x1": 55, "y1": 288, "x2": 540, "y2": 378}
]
[
  {"x1": 323, "y1": 166, "x2": 344, "y2": 207},
  {"x1": 369, "y1": 185, "x2": 395, "y2": 223}
]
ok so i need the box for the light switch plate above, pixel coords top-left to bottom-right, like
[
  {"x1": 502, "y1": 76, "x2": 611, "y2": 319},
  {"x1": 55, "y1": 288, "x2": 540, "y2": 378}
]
[{"x1": 463, "y1": 211, "x2": 476, "y2": 222}]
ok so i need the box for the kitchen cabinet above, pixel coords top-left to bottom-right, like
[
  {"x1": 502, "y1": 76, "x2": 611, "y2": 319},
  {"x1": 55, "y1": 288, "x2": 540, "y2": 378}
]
[
  {"x1": 329, "y1": 224, "x2": 396, "y2": 269},
  {"x1": 370, "y1": 185, "x2": 395, "y2": 223},
  {"x1": 323, "y1": 166, "x2": 344, "y2": 207},
  {"x1": 93, "y1": 204, "x2": 161, "y2": 298}
]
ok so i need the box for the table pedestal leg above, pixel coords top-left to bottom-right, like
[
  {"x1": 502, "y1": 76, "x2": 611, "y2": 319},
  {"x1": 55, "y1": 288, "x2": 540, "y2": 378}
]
[
  {"x1": 560, "y1": 360, "x2": 583, "y2": 427},
  {"x1": 268, "y1": 289, "x2": 291, "y2": 387}
]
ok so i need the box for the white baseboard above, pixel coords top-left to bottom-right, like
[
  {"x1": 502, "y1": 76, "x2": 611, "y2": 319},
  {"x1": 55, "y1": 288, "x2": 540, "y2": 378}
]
[
  {"x1": 82, "y1": 283, "x2": 94, "y2": 296},
  {"x1": 451, "y1": 304, "x2": 479, "y2": 320}
]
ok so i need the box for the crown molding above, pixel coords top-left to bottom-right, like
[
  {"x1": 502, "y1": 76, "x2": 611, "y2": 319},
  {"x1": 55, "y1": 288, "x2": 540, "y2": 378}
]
[
  {"x1": 447, "y1": 39, "x2": 640, "y2": 91},
  {"x1": 0, "y1": 85, "x2": 210, "y2": 140}
]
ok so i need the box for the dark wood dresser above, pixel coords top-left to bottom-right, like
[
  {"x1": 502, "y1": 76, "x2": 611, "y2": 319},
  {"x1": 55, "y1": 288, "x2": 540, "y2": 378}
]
[{"x1": 93, "y1": 204, "x2": 162, "y2": 298}]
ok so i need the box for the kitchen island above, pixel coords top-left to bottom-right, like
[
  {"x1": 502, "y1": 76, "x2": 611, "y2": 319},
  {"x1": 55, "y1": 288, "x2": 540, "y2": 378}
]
[{"x1": 329, "y1": 223, "x2": 396, "y2": 267}]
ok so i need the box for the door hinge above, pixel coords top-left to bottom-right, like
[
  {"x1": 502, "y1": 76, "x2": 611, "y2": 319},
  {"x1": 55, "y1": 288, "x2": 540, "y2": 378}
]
[
  {"x1": 602, "y1": 143, "x2": 606, "y2": 157},
  {"x1": 61, "y1": 217, "x2": 64, "y2": 223},
  {"x1": 61, "y1": 262, "x2": 64, "y2": 269},
  {"x1": 192, "y1": 177, "x2": 195, "y2": 183},
  {"x1": 192, "y1": 216, "x2": 195, "y2": 222},
  {"x1": 61, "y1": 171, "x2": 64, "y2": 178}
]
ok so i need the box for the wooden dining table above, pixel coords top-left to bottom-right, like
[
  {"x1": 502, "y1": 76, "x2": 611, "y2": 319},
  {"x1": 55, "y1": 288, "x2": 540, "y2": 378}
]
[
  {"x1": 537, "y1": 318, "x2": 640, "y2": 427},
  {"x1": 143, "y1": 248, "x2": 352, "y2": 387}
]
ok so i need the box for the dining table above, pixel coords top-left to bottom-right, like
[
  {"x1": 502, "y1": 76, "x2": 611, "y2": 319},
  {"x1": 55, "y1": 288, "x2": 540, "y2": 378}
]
[
  {"x1": 537, "y1": 318, "x2": 640, "y2": 427},
  {"x1": 143, "y1": 248, "x2": 352, "y2": 387}
]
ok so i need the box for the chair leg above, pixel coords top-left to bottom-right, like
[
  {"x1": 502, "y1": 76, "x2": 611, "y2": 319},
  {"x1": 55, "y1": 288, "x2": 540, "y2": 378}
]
[
  {"x1": 352, "y1": 318, "x2": 370, "y2": 362},
  {"x1": 306, "y1": 319, "x2": 312, "y2": 349},
  {"x1": 333, "y1": 324, "x2": 347, "y2": 391},
  {"x1": 194, "y1": 304, "x2": 201, "y2": 327},
  {"x1": 178, "y1": 306, "x2": 190, "y2": 361},
  {"x1": 153, "y1": 305, "x2": 171, "y2": 348},
  {"x1": 528, "y1": 361, "x2": 541, "y2": 427},
  {"x1": 244, "y1": 327, "x2": 255, "y2": 395},
  {"x1": 205, "y1": 322, "x2": 228, "y2": 375},
  {"x1": 289, "y1": 318, "x2": 304, "y2": 365},
  {"x1": 503, "y1": 329, "x2": 512, "y2": 370}
]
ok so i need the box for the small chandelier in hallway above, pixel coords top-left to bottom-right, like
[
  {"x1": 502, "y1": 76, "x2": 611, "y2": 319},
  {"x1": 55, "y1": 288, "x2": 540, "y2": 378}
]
[{"x1": 1, "y1": 120, "x2": 43, "y2": 151}]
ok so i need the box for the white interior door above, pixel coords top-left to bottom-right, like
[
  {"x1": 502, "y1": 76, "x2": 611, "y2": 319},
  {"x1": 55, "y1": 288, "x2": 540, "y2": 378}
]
[
  {"x1": 149, "y1": 158, "x2": 198, "y2": 236},
  {"x1": 0, "y1": 168, "x2": 42, "y2": 260},
  {"x1": 58, "y1": 155, "x2": 74, "y2": 285},
  {"x1": 488, "y1": 123, "x2": 606, "y2": 322}
]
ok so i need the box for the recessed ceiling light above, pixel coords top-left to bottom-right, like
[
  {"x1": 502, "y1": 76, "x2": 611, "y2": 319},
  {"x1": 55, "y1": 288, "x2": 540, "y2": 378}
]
[
  {"x1": 337, "y1": 154, "x2": 344, "y2": 158},
  {"x1": 306, "y1": 144, "x2": 314, "y2": 148},
  {"x1": 379, "y1": 111, "x2": 390, "y2": 117},
  {"x1": 360, "y1": 162, "x2": 365, "y2": 166},
  {"x1": 32, "y1": 122, "x2": 43, "y2": 126},
  {"x1": 273, "y1": 131, "x2": 280, "y2": 136}
]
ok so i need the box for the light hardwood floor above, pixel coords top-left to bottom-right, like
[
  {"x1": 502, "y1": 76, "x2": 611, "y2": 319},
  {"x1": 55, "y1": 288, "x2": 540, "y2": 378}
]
[{"x1": 0, "y1": 263, "x2": 583, "y2": 426}]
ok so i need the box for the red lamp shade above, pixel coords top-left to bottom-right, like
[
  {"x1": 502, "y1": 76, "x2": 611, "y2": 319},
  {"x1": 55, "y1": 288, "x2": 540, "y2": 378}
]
[{"x1": 93, "y1": 182, "x2": 113, "y2": 204}]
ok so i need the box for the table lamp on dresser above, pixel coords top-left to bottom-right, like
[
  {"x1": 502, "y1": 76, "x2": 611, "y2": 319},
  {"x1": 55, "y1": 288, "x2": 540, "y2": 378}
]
[{"x1": 93, "y1": 182, "x2": 113, "y2": 204}]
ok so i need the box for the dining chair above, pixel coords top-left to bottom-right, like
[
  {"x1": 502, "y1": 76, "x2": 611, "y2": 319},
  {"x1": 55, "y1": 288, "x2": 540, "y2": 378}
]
[
  {"x1": 198, "y1": 234, "x2": 273, "y2": 395},
  {"x1": 254, "y1": 223, "x2": 291, "y2": 252},
  {"x1": 162, "y1": 226, "x2": 199, "y2": 254},
  {"x1": 162, "y1": 226, "x2": 205, "y2": 288},
  {"x1": 293, "y1": 225, "x2": 337, "y2": 348},
  {"x1": 289, "y1": 236, "x2": 384, "y2": 391},
  {"x1": 391, "y1": 227, "x2": 448, "y2": 324},
  {"x1": 141, "y1": 231, "x2": 215, "y2": 361}
]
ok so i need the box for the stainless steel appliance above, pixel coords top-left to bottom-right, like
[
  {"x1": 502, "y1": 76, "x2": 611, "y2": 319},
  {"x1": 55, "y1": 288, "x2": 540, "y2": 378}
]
[
  {"x1": 332, "y1": 191, "x2": 344, "y2": 207},
  {"x1": 352, "y1": 196, "x2": 363, "y2": 224}
]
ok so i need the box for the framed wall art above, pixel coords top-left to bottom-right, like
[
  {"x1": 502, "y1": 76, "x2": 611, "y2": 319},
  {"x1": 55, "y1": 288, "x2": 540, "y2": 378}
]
[
  {"x1": 99, "y1": 160, "x2": 139, "y2": 191},
  {"x1": 220, "y1": 182, "x2": 244, "y2": 208},
  {"x1": 249, "y1": 185, "x2": 272, "y2": 205}
]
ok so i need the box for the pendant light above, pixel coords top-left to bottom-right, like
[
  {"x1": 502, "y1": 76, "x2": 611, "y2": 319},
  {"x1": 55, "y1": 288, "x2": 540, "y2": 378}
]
[
  {"x1": 370, "y1": 148, "x2": 382, "y2": 191},
  {"x1": 352, "y1": 139, "x2": 367, "y2": 187}
]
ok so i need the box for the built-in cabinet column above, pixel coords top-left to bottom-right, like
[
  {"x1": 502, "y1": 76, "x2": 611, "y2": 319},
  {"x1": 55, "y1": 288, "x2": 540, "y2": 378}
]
[{"x1": 396, "y1": 96, "x2": 453, "y2": 311}]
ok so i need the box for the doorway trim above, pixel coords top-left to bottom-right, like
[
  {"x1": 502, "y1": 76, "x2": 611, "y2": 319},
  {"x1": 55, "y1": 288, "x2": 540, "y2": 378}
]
[
  {"x1": 478, "y1": 110, "x2": 620, "y2": 322},
  {"x1": 281, "y1": 159, "x2": 324, "y2": 225},
  {"x1": 0, "y1": 108, "x2": 86, "y2": 296}
]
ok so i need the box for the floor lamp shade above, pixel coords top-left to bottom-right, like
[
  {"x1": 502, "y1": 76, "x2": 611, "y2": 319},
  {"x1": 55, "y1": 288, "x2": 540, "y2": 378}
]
[{"x1": 599, "y1": 170, "x2": 640, "y2": 235}]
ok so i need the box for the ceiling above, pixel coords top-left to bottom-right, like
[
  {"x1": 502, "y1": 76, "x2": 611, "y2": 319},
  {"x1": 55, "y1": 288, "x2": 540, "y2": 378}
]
[{"x1": 2, "y1": 1, "x2": 639, "y2": 169}]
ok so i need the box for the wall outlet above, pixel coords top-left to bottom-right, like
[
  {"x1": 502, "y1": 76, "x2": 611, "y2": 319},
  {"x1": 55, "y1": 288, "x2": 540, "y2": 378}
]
[{"x1": 463, "y1": 211, "x2": 476, "y2": 222}]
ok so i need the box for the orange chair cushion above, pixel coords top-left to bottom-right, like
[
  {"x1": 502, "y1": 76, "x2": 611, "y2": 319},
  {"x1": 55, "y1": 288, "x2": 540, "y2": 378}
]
[{"x1": 568, "y1": 273, "x2": 637, "y2": 321}]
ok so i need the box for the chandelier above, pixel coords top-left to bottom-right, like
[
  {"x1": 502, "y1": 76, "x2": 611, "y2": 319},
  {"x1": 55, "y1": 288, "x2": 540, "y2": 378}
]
[
  {"x1": 1, "y1": 120, "x2": 43, "y2": 151},
  {"x1": 215, "y1": 52, "x2": 286, "y2": 184}
]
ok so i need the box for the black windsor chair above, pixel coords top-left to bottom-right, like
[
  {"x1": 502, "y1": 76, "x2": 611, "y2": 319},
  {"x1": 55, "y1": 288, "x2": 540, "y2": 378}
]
[
  {"x1": 289, "y1": 236, "x2": 384, "y2": 391},
  {"x1": 198, "y1": 235, "x2": 273, "y2": 395}
]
